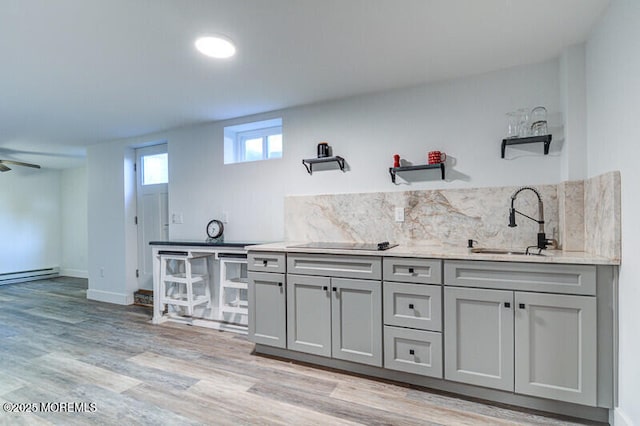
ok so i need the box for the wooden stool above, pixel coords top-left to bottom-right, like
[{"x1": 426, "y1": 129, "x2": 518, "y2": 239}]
[{"x1": 159, "y1": 253, "x2": 211, "y2": 317}]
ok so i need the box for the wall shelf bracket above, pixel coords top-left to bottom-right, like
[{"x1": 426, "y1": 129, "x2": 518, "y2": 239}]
[
  {"x1": 389, "y1": 163, "x2": 445, "y2": 183},
  {"x1": 501, "y1": 135, "x2": 552, "y2": 158},
  {"x1": 302, "y1": 156, "x2": 345, "y2": 174}
]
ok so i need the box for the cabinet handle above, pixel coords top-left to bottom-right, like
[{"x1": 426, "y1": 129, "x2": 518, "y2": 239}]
[
  {"x1": 332, "y1": 287, "x2": 337, "y2": 292},
  {"x1": 519, "y1": 303, "x2": 525, "y2": 309},
  {"x1": 263, "y1": 260, "x2": 268, "y2": 266},
  {"x1": 408, "y1": 267, "x2": 414, "y2": 274},
  {"x1": 278, "y1": 282, "x2": 283, "y2": 287},
  {"x1": 504, "y1": 302, "x2": 511, "y2": 308},
  {"x1": 323, "y1": 286, "x2": 328, "y2": 291},
  {"x1": 409, "y1": 349, "x2": 415, "y2": 355},
  {"x1": 409, "y1": 303, "x2": 414, "y2": 309}
]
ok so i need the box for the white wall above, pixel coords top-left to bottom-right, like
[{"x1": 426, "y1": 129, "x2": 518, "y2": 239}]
[
  {"x1": 0, "y1": 168, "x2": 61, "y2": 274},
  {"x1": 60, "y1": 166, "x2": 88, "y2": 278},
  {"x1": 586, "y1": 1, "x2": 640, "y2": 424},
  {"x1": 167, "y1": 59, "x2": 562, "y2": 242}
]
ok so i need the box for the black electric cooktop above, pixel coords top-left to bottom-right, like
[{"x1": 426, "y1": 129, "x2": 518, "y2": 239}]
[{"x1": 289, "y1": 241, "x2": 398, "y2": 251}]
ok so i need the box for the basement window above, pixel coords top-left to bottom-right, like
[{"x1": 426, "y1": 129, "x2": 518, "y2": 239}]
[{"x1": 224, "y1": 118, "x2": 283, "y2": 164}]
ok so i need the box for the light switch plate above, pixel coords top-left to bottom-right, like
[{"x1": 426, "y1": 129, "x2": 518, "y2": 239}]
[
  {"x1": 172, "y1": 213, "x2": 184, "y2": 224},
  {"x1": 395, "y1": 207, "x2": 404, "y2": 222}
]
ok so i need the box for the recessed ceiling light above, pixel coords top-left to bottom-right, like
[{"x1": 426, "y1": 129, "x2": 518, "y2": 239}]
[{"x1": 195, "y1": 36, "x2": 236, "y2": 59}]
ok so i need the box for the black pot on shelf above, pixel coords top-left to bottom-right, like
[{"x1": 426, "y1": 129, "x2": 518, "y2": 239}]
[{"x1": 317, "y1": 142, "x2": 330, "y2": 158}]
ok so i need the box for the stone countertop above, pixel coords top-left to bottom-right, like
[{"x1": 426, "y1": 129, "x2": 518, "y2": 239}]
[{"x1": 245, "y1": 242, "x2": 619, "y2": 265}]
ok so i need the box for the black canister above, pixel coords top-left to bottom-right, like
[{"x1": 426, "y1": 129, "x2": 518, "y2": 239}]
[{"x1": 317, "y1": 142, "x2": 329, "y2": 158}]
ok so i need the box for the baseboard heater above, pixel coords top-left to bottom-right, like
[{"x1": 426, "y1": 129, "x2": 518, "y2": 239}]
[{"x1": 0, "y1": 267, "x2": 60, "y2": 285}]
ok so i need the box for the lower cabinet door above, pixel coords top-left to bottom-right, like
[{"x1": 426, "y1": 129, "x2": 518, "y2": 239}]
[
  {"x1": 331, "y1": 278, "x2": 382, "y2": 367},
  {"x1": 515, "y1": 292, "x2": 597, "y2": 406},
  {"x1": 286, "y1": 274, "x2": 331, "y2": 357},
  {"x1": 248, "y1": 272, "x2": 286, "y2": 348},
  {"x1": 384, "y1": 326, "x2": 442, "y2": 378},
  {"x1": 444, "y1": 286, "x2": 514, "y2": 391}
]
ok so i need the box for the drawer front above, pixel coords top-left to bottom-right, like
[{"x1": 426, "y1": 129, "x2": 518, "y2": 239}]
[
  {"x1": 444, "y1": 260, "x2": 596, "y2": 295},
  {"x1": 384, "y1": 326, "x2": 442, "y2": 378},
  {"x1": 383, "y1": 257, "x2": 442, "y2": 284},
  {"x1": 247, "y1": 252, "x2": 286, "y2": 273},
  {"x1": 383, "y1": 282, "x2": 442, "y2": 331},
  {"x1": 287, "y1": 254, "x2": 381, "y2": 280}
]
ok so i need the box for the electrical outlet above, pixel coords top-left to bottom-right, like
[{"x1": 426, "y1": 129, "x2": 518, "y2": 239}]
[{"x1": 395, "y1": 207, "x2": 405, "y2": 222}]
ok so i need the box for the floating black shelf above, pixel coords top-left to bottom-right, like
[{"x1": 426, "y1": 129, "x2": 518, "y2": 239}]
[
  {"x1": 501, "y1": 135, "x2": 552, "y2": 158},
  {"x1": 302, "y1": 156, "x2": 346, "y2": 174},
  {"x1": 389, "y1": 163, "x2": 445, "y2": 183}
]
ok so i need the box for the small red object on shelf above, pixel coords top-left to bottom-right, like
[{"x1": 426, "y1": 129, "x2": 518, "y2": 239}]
[{"x1": 393, "y1": 154, "x2": 400, "y2": 168}]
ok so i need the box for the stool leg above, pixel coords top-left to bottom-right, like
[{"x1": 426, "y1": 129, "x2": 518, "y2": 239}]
[
  {"x1": 159, "y1": 256, "x2": 167, "y2": 316},
  {"x1": 185, "y1": 258, "x2": 194, "y2": 316}
]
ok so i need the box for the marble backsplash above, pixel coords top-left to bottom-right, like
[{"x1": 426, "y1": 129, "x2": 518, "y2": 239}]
[
  {"x1": 584, "y1": 171, "x2": 621, "y2": 260},
  {"x1": 285, "y1": 171, "x2": 620, "y2": 260}
]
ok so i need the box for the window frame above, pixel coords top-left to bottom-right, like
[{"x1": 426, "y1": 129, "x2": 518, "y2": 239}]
[
  {"x1": 140, "y1": 151, "x2": 169, "y2": 186},
  {"x1": 224, "y1": 118, "x2": 283, "y2": 165},
  {"x1": 236, "y1": 126, "x2": 282, "y2": 162}
]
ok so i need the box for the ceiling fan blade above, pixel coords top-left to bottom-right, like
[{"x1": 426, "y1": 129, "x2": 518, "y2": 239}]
[
  {"x1": 0, "y1": 164, "x2": 11, "y2": 172},
  {"x1": 0, "y1": 160, "x2": 41, "y2": 169}
]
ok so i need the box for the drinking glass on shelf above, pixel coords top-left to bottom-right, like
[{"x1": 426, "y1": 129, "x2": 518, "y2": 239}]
[
  {"x1": 517, "y1": 108, "x2": 530, "y2": 137},
  {"x1": 530, "y1": 106, "x2": 548, "y2": 136},
  {"x1": 506, "y1": 112, "x2": 519, "y2": 138}
]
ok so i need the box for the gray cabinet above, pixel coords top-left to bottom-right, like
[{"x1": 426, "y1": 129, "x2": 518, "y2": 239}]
[
  {"x1": 331, "y1": 278, "x2": 382, "y2": 366},
  {"x1": 444, "y1": 286, "x2": 514, "y2": 391},
  {"x1": 515, "y1": 291, "x2": 597, "y2": 406},
  {"x1": 383, "y1": 282, "x2": 442, "y2": 331},
  {"x1": 444, "y1": 285, "x2": 597, "y2": 406},
  {"x1": 287, "y1": 253, "x2": 381, "y2": 280},
  {"x1": 286, "y1": 274, "x2": 331, "y2": 356},
  {"x1": 383, "y1": 257, "x2": 442, "y2": 284},
  {"x1": 384, "y1": 326, "x2": 442, "y2": 377},
  {"x1": 382, "y1": 257, "x2": 443, "y2": 379},
  {"x1": 247, "y1": 270, "x2": 286, "y2": 348},
  {"x1": 287, "y1": 274, "x2": 382, "y2": 366},
  {"x1": 248, "y1": 252, "x2": 286, "y2": 273}
]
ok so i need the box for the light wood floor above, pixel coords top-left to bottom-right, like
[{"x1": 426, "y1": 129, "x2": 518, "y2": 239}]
[{"x1": 0, "y1": 277, "x2": 603, "y2": 426}]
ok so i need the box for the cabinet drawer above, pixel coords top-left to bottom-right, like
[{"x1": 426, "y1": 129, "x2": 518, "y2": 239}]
[
  {"x1": 444, "y1": 260, "x2": 596, "y2": 295},
  {"x1": 383, "y1": 257, "x2": 441, "y2": 284},
  {"x1": 384, "y1": 326, "x2": 442, "y2": 378},
  {"x1": 287, "y1": 254, "x2": 381, "y2": 280},
  {"x1": 383, "y1": 282, "x2": 441, "y2": 331},
  {"x1": 247, "y1": 252, "x2": 286, "y2": 273}
]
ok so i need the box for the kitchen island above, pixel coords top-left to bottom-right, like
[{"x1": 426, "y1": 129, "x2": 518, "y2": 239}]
[{"x1": 246, "y1": 242, "x2": 619, "y2": 423}]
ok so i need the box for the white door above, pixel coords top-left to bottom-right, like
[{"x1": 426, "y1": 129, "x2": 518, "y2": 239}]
[{"x1": 136, "y1": 144, "x2": 169, "y2": 290}]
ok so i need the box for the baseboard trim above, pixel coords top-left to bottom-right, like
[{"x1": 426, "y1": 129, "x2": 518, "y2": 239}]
[
  {"x1": 59, "y1": 268, "x2": 88, "y2": 279},
  {"x1": 87, "y1": 289, "x2": 133, "y2": 305},
  {"x1": 614, "y1": 408, "x2": 632, "y2": 426}
]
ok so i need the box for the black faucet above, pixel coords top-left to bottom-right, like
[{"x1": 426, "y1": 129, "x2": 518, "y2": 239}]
[{"x1": 508, "y1": 186, "x2": 556, "y2": 251}]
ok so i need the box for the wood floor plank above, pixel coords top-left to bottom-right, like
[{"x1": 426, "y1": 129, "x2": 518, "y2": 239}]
[
  {"x1": 330, "y1": 381, "x2": 519, "y2": 426},
  {"x1": 34, "y1": 352, "x2": 142, "y2": 394}
]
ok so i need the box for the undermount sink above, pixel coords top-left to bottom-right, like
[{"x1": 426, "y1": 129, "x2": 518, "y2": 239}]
[{"x1": 471, "y1": 248, "x2": 545, "y2": 256}]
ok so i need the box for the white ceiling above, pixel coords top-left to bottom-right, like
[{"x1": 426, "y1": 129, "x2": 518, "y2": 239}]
[{"x1": 0, "y1": 0, "x2": 610, "y2": 168}]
